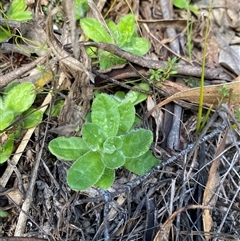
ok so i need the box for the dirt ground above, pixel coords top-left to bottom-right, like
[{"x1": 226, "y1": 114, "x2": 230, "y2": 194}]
[{"x1": 0, "y1": 0, "x2": 240, "y2": 240}]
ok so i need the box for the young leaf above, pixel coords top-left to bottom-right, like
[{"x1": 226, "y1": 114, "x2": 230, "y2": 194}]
[
  {"x1": 124, "y1": 151, "x2": 159, "y2": 175},
  {"x1": 103, "y1": 136, "x2": 123, "y2": 154},
  {"x1": 91, "y1": 94, "x2": 120, "y2": 136},
  {"x1": 4, "y1": 82, "x2": 36, "y2": 115},
  {"x1": 123, "y1": 83, "x2": 149, "y2": 106},
  {"x1": 75, "y1": 0, "x2": 89, "y2": 20},
  {"x1": 67, "y1": 152, "x2": 105, "y2": 190},
  {"x1": 0, "y1": 30, "x2": 11, "y2": 43},
  {"x1": 98, "y1": 50, "x2": 126, "y2": 70},
  {"x1": 117, "y1": 101, "x2": 135, "y2": 135},
  {"x1": 113, "y1": 91, "x2": 126, "y2": 102},
  {"x1": 121, "y1": 129, "x2": 153, "y2": 158},
  {"x1": 173, "y1": 0, "x2": 198, "y2": 14},
  {"x1": 49, "y1": 137, "x2": 89, "y2": 161},
  {"x1": 0, "y1": 109, "x2": 14, "y2": 131},
  {"x1": 0, "y1": 208, "x2": 8, "y2": 217},
  {"x1": 7, "y1": 0, "x2": 32, "y2": 22},
  {"x1": 122, "y1": 37, "x2": 150, "y2": 56},
  {"x1": 173, "y1": 0, "x2": 188, "y2": 8},
  {"x1": 0, "y1": 135, "x2": 14, "y2": 164},
  {"x1": 8, "y1": 12, "x2": 32, "y2": 22},
  {"x1": 22, "y1": 108, "x2": 43, "y2": 129},
  {"x1": 45, "y1": 100, "x2": 64, "y2": 117},
  {"x1": 106, "y1": 20, "x2": 119, "y2": 43},
  {"x1": 101, "y1": 150, "x2": 125, "y2": 169},
  {"x1": 80, "y1": 18, "x2": 113, "y2": 43},
  {"x1": 116, "y1": 14, "x2": 135, "y2": 46},
  {"x1": 82, "y1": 123, "x2": 107, "y2": 151},
  {"x1": 3, "y1": 81, "x2": 19, "y2": 93},
  {"x1": 95, "y1": 168, "x2": 115, "y2": 190}
]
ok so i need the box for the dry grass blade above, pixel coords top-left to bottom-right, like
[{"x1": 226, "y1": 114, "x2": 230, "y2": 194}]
[
  {"x1": 202, "y1": 129, "x2": 228, "y2": 240},
  {"x1": 153, "y1": 205, "x2": 213, "y2": 241},
  {"x1": 149, "y1": 77, "x2": 240, "y2": 115}
]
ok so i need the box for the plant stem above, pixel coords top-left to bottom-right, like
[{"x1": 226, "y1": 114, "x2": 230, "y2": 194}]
[{"x1": 196, "y1": 0, "x2": 212, "y2": 132}]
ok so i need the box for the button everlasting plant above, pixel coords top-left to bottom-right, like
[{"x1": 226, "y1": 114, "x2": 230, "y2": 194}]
[{"x1": 49, "y1": 90, "x2": 159, "y2": 191}]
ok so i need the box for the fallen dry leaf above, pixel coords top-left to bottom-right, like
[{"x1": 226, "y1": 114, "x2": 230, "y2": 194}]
[{"x1": 149, "y1": 77, "x2": 240, "y2": 115}]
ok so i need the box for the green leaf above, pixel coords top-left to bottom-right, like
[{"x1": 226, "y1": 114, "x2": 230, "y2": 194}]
[
  {"x1": 121, "y1": 129, "x2": 153, "y2": 158},
  {"x1": 117, "y1": 101, "x2": 135, "y2": 135},
  {"x1": 8, "y1": 0, "x2": 26, "y2": 14},
  {"x1": 122, "y1": 37, "x2": 150, "y2": 56},
  {"x1": 8, "y1": 11, "x2": 32, "y2": 22},
  {"x1": 103, "y1": 136, "x2": 123, "y2": 154},
  {"x1": 86, "y1": 46, "x2": 98, "y2": 58},
  {"x1": 91, "y1": 93, "x2": 120, "y2": 136},
  {"x1": 22, "y1": 108, "x2": 43, "y2": 129},
  {"x1": 48, "y1": 137, "x2": 89, "y2": 161},
  {"x1": 0, "y1": 208, "x2": 8, "y2": 217},
  {"x1": 0, "y1": 109, "x2": 14, "y2": 131},
  {"x1": 116, "y1": 14, "x2": 135, "y2": 46},
  {"x1": 124, "y1": 151, "x2": 159, "y2": 175},
  {"x1": 173, "y1": 0, "x2": 188, "y2": 8},
  {"x1": 101, "y1": 150, "x2": 125, "y2": 169},
  {"x1": 106, "y1": 20, "x2": 119, "y2": 44},
  {"x1": 173, "y1": 0, "x2": 198, "y2": 14},
  {"x1": 3, "y1": 81, "x2": 19, "y2": 93},
  {"x1": 80, "y1": 18, "x2": 113, "y2": 43},
  {"x1": 67, "y1": 152, "x2": 105, "y2": 190},
  {"x1": 75, "y1": 0, "x2": 89, "y2": 20},
  {"x1": 113, "y1": 91, "x2": 126, "y2": 102},
  {"x1": 95, "y1": 168, "x2": 115, "y2": 190},
  {"x1": 124, "y1": 83, "x2": 149, "y2": 105},
  {"x1": 45, "y1": 100, "x2": 64, "y2": 117},
  {"x1": 7, "y1": 0, "x2": 32, "y2": 22},
  {"x1": 98, "y1": 51, "x2": 126, "y2": 70},
  {"x1": 82, "y1": 123, "x2": 107, "y2": 151},
  {"x1": 188, "y1": 5, "x2": 198, "y2": 15},
  {"x1": 4, "y1": 82, "x2": 36, "y2": 115},
  {"x1": 0, "y1": 135, "x2": 14, "y2": 164},
  {"x1": 0, "y1": 30, "x2": 11, "y2": 43}
]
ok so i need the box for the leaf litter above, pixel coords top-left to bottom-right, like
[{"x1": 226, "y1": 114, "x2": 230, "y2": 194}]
[{"x1": 0, "y1": 0, "x2": 240, "y2": 240}]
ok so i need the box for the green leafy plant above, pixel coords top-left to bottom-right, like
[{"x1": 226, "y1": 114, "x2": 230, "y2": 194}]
[
  {"x1": 184, "y1": 78, "x2": 200, "y2": 87},
  {"x1": 149, "y1": 57, "x2": 178, "y2": 85},
  {"x1": 217, "y1": 85, "x2": 229, "y2": 106},
  {"x1": 0, "y1": 0, "x2": 32, "y2": 43},
  {"x1": 49, "y1": 91, "x2": 159, "y2": 191},
  {"x1": 80, "y1": 14, "x2": 150, "y2": 70},
  {"x1": 0, "y1": 82, "x2": 43, "y2": 163}
]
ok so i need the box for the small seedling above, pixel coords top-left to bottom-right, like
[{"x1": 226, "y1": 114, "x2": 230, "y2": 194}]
[
  {"x1": 49, "y1": 90, "x2": 159, "y2": 191},
  {"x1": 217, "y1": 85, "x2": 230, "y2": 104},
  {"x1": 149, "y1": 57, "x2": 178, "y2": 85},
  {"x1": 217, "y1": 85, "x2": 236, "y2": 106},
  {"x1": 184, "y1": 78, "x2": 200, "y2": 87},
  {"x1": 0, "y1": 82, "x2": 43, "y2": 163},
  {"x1": 80, "y1": 14, "x2": 150, "y2": 70},
  {"x1": 0, "y1": 0, "x2": 32, "y2": 43}
]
